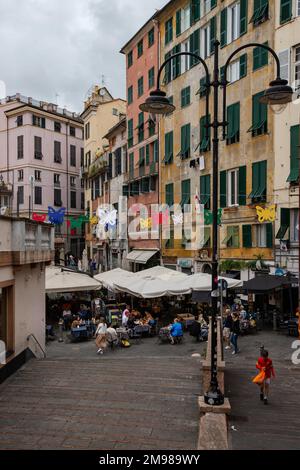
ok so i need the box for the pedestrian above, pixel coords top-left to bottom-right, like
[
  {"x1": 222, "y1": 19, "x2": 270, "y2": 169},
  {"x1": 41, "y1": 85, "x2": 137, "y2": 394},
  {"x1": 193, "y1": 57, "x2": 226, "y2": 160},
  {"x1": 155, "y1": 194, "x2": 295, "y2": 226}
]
[
  {"x1": 255, "y1": 349, "x2": 275, "y2": 405},
  {"x1": 296, "y1": 307, "x2": 300, "y2": 339},
  {"x1": 169, "y1": 318, "x2": 183, "y2": 345},
  {"x1": 223, "y1": 309, "x2": 233, "y2": 350},
  {"x1": 230, "y1": 312, "x2": 240, "y2": 355},
  {"x1": 122, "y1": 305, "x2": 130, "y2": 327},
  {"x1": 95, "y1": 318, "x2": 107, "y2": 355}
]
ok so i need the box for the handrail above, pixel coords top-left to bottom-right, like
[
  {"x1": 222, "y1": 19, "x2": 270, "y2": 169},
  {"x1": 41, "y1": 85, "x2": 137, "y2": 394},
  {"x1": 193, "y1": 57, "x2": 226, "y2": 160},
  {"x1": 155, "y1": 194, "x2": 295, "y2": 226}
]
[{"x1": 27, "y1": 334, "x2": 46, "y2": 359}]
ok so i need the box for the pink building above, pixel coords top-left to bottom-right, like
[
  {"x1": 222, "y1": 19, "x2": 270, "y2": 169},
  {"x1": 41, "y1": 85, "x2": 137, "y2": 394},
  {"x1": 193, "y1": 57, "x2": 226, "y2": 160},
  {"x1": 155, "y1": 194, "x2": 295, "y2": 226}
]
[
  {"x1": 0, "y1": 94, "x2": 85, "y2": 258},
  {"x1": 120, "y1": 15, "x2": 161, "y2": 271}
]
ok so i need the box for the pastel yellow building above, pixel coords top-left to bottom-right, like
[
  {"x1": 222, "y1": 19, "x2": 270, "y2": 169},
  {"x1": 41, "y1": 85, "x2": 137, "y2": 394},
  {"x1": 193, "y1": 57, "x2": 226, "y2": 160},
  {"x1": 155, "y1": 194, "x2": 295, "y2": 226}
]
[
  {"x1": 156, "y1": 0, "x2": 277, "y2": 276},
  {"x1": 81, "y1": 86, "x2": 126, "y2": 256}
]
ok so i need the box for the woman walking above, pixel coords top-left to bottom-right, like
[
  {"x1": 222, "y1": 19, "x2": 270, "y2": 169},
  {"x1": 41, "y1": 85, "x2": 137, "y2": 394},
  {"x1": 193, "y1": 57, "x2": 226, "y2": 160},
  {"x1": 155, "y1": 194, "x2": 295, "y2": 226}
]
[
  {"x1": 95, "y1": 318, "x2": 107, "y2": 355},
  {"x1": 230, "y1": 312, "x2": 240, "y2": 355},
  {"x1": 223, "y1": 309, "x2": 233, "y2": 350},
  {"x1": 255, "y1": 349, "x2": 275, "y2": 405}
]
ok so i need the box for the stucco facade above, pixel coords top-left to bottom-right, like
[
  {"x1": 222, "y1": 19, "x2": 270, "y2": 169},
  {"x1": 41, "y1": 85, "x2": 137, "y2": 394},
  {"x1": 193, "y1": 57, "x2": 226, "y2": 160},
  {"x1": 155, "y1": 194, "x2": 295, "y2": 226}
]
[
  {"x1": 157, "y1": 0, "x2": 277, "y2": 275},
  {"x1": 0, "y1": 94, "x2": 84, "y2": 258}
]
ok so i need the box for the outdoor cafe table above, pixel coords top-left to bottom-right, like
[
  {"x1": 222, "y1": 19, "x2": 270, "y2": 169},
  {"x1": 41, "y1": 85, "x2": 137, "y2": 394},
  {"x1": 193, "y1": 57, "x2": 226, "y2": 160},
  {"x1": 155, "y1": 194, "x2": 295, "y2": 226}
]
[{"x1": 71, "y1": 325, "x2": 94, "y2": 339}]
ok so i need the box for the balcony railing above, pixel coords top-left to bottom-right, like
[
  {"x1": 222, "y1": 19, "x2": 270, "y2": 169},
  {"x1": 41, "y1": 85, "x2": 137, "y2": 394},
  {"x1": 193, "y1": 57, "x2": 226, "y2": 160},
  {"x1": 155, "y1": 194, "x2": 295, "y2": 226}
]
[
  {"x1": 125, "y1": 162, "x2": 159, "y2": 183},
  {"x1": 88, "y1": 156, "x2": 109, "y2": 178}
]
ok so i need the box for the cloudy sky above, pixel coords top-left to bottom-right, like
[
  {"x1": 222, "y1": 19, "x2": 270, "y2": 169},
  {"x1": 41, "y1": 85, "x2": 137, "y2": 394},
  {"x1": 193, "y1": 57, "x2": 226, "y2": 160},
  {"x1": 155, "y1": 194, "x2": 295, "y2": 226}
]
[{"x1": 0, "y1": 0, "x2": 166, "y2": 113}]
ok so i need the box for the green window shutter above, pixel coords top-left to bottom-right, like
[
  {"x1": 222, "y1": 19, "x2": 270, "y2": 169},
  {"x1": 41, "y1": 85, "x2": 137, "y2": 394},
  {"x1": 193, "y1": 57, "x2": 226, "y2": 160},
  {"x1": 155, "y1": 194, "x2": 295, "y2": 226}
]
[
  {"x1": 276, "y1": 208, "x2": 290, "y2": 239},
  {"x1": 191, "y1": 0, "x2": 201, "y2": 24},
  {"x1": 200, "y1": 115, "x2": 211, "y2": 152},
  {"x1": 253, "y1": 42, "x2": 268, "y2": 71},
  {"x1": 266, "y1": 223, "x2": 273, "y2": 248},
  {"x1": 220, "y1": 8, "x2": 227, "y2": 48},
  {"x1": 200, "y1": 175, "x2": 211, "y2": 209},
  {"x1": 220, "y1": 171, "x2": 227, "y2": 208},
  {"x1": 240, "y1": 0, "x2": 248, "y2": 35},
  {"x1": 172, "y1": 44, "x2": 181, "y2": 78},
  {"x1": 190, "y1": 29, "x2": 200, "y2": 67},
  {"x1": 226, "y1": 102, "x2": 240, "y2": 144},
  {"x1": 181, "y1": 179, "x2": 191, "y2": 208},
  {"x1": 287, "y1": 125, "x2": 300, "y2": 182},
  {"x1": 250, "y1": 92, "x2": 268, "y2": 136},
  {"x1": 211, "y1": 0, "x2": 217, "y2": 9},
  {"x1": 250, "y1": 160, "x2": 267, "y2": 200},
  {"x1": 220, "y1": 66, "x2": 225, "y2": 84},
  {"x1": 181, "y1": 124, "x2": 191, "y2": 159},
  {"x1": 129, "y1": 153, "x2": 134, "y2": 177},
  {"x1": 238, "y1": 166, "x2": 247, "y2": 206},
  {"x1": 176, "y1": 10, "x2": 181, "y2": 36},
  {"x1": 165, "y1": 18, "x2": 173, "y2": 45},
  {"x1": 210, "y1": 16, "x2": 216, "y2": 55},
  {"x1": 181, "y1": 86, "x2": 190, "y2": 107},
  {"x1": 253, "y1": 46, "x2": 260, "y2": 70},
  {"x1": 146, "y1": 145, "x2": 150, "y2": 165},
  {"x1": 240, "y1": 54, "x2": 247, "y2": 78},
  {"x1": 154, "y1": 140, "x2": 159, "y2": 163},
  {"x1": 128, "y1": 86, "x2": 133, "y2": 105},
  {"x1": 164, "y1": 132, "x2": 173, "y2": 164},
  {"x1": 280, "y1": 0, "x2": 292, "y2": 24},
  {"x1": 164, "y1": 52, "x2": 172, "y2": 84},
  {"x1": 243, "y1": 225, "x2": 252, "y2": 248},
  {"x1": 128, "y1": 119, "x2": 133, "y2": 148},
  {"x1": 166, "y1": 183, "x2": 174, "y2": 207}
]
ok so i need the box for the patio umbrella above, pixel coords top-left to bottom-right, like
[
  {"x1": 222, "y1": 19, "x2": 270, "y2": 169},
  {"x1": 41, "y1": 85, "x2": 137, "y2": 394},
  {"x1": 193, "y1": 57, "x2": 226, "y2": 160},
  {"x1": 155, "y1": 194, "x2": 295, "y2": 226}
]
[
  {"x1": 46, "y1": 266, "x2": 101, "y2": 293},
  {"x1": 94, "y1": 268, "x2": 135, "y2": 291}
]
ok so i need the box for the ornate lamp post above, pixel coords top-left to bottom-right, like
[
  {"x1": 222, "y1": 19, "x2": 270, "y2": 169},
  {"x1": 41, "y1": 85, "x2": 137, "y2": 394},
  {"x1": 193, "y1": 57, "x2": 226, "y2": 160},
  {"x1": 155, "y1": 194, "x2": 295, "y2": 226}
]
[{"x1": 140, "y1": 41, "x2": 293, "y2": 406}]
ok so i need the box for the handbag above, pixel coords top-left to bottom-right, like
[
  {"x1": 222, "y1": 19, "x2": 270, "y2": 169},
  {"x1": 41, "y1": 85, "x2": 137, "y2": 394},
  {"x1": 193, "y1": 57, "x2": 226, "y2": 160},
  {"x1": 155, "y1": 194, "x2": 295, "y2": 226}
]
[{"x1": 252, "y1": 370, "x2": 266, "y2": 385}]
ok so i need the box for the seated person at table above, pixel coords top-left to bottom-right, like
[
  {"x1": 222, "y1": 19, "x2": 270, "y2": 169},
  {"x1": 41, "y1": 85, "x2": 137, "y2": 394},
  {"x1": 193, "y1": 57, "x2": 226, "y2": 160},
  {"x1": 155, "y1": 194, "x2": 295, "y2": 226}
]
[
  {"x1": 62, "y1": 307, "x2": 72, "y2": 330},
  {"x1": 169, "y1": 319, "x2": 183, "y2": 345},
  {"x1": 144, "y1": 312, "x2": 155, "y2": 327},
  {"x1": 71, "y1": 316, "x2": 82, "y2": 329},
  {"x1": 106, "y1": 323, "x2": 118, "y2": 348},
  {"x1": 127, "y1": 313, "x2": 137, "y2": 330}
]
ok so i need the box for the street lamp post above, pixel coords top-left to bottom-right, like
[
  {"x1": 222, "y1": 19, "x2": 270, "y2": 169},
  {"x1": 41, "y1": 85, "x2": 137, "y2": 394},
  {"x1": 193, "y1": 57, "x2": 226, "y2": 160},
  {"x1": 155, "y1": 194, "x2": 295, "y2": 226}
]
[{"x1": 140, "y1": 41, "x2": 293, "y2": 406}]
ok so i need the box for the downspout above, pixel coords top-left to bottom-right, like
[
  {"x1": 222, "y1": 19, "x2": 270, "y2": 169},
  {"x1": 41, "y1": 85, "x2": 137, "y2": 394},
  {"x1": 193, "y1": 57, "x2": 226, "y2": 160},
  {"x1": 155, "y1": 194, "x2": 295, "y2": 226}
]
[{"x1": 66, "y1": 121, "x2": 70, "y2": 254}]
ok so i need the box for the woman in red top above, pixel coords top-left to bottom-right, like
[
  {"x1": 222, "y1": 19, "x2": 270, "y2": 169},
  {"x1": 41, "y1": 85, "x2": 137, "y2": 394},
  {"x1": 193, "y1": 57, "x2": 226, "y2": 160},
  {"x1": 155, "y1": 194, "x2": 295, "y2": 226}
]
[{"x1": 256, "y1": 350, "x2": 275, "y2": 405}]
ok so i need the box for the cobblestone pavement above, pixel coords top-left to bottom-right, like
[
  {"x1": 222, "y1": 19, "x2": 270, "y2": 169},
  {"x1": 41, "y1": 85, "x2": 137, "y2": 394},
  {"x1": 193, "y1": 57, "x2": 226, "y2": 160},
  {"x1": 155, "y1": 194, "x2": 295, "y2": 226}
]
[
  {"x1": 0, "y1": 334, "x2": 204, "y2": 450},
  {"x1": 225, "y1": 329, "x2": 300, "y2": 450}
]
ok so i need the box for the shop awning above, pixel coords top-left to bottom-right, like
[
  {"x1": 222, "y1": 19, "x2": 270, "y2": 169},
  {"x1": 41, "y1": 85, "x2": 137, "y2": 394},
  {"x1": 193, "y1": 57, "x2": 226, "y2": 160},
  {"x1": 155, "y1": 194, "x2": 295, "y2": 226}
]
[
  {"x1": 126, "y1": 250, "x2": 159, "y2": 265},
  {"x1": 243, "y1": 274, "x2": 293, "y2": 293},
  {"x1": 46, "y1": 266, "x2": 101, "y2": 293}
]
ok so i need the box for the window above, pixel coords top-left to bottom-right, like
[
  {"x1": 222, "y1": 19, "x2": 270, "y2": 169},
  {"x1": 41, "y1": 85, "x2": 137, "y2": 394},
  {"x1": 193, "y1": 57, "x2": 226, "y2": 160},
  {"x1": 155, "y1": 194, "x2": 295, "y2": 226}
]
[
  {"x1": 221, "y1": 0, "x2": 247, "y2": 47},
  {"x1": 70, "y1": 126, "x2": 76, "y2": 137},
  {"x1": 198, "y1": 75, "x2": 211, "y2": 98},
  {"x1": 128, "y1": 119, "x2": 134, "y2": 148},
  {"x1": 172, "y1": 44, "x2": 181, "y2": 79},
  {"x1": 243, "y1": 225, "x2": 252, "y2": 248},
  {"x1": 226, "y1": 102, "x2": 240, "y2": 145},
  {"x1": 249, "y1": 160, "x2": 267, "y2": 202},
  {"x1": 250, "y1": 0, "x2": 269, "y2": 26},
  {"x1": 17, "y1": 135, "x2": 24, "y2": 159},
  {"x1": 223, "y1": 55, "x2": 247, "y2": 83},
  {"x1": 165, "y1": 18, "x2": 173, "y2": 45},
  {"x1": 181, "y1": 86, "x2": 191, "y2": 108},
  {"x1": 294, "y1": 45, "x2": 300, "y2": 91},
  {"x1": 54, "y1": 174, "x2": 60, "y2": 186},
  {"x1": 224, "y1": 226, "x2": 240, "y2": 248},
  {"x1": 200, "y1": 23, "x2": 210, "y2": 59},
  {"x1": 227, "y1": 169, "x2": 239, "y2": 206},
  {"x1": 70, "y1": 176, "x2": 76, "y2": 187},
  {"x1": 137, "y1": 39, "x2": 143, "y2": 58},
  {"x1": 138, "y1": 112, "x2": 144, "y2": 143},
  {"x1": 128, "y1": 51, "x2": 133, "y2": 68},
  {"x1": 115, "y1": 148, "x2": 122, "y2": 176},
  {"x1": 148, "y1": 67, "x2": 155, "y2": 89},
  {"x1": 164, "y1": 51, "x2": 172, "y2": 84},
  {"x1": 70, "y1": 191, "x2": 76, "y2": 209},
  {"x1": 17, "y1": 186, "x2": 24, "y2": 205},
  {"x1": 138, "y1": 77, "x2": 144, "y2": 98},
  {"x1": 255, "y1": 224, "x2": 272, "y2": 248},
  {"x1": 112, "y1": 108, "x2": 118, "y2": 116},
  {"x1": 53, "y1": 141, "x2": 61, "y2": 163},
  {"x1": 32, "y1": 115, "x2": 45, "y2": 128},
  {"x1": 248, "y1": 92, "x2": 268, "y2": 137},
  {"x1": 166, "y1": 183, "x2": 174, "y2": 208},
  {"x1": 70, "y1": 145, "x2": 76, "y2": 166},
  {"x1": 81, "y1": 193, "x2": 85, "y2": 210},
  {"x1": 176, "y1": 5, "x2": 191, "y2": 35},
  {"x1": 81, "y1": 148, "x2": 84, "y2": 167},
  {"x1": 129, "y1": 153, "x2": 134, "y2": 178},
  {"x1": 34, "y1": 186, "x2": 42, "y2": 205},
  {"x1": 54, "y1": 189, "x2": 62, "y2": 207},
  {"x1": 228, "y1": 2, "x2": 240, "y2": 42},
  {"x1": 85, "y1": 151, "x2": 91, "y2": 168},
  {"x1": 85, "y1": 122, "x2": 90, "y2": 140},
  {"x1": 290, "y1": 209, "x2": 299, "y2": 242},
  {"x1": 148, "y1": 116, "x2": 156, "y2": 137},
  {"x1": 18, "y1": 170, "x2": 24, "y2": 181},
  {"x1": 181, "y1": 40, "x2": 190, "y2": 74},
  {"x1": 154, "y1": 140, "x2": 159, "y2": 163},
  {"x1": 35, "y1": 170, "x2": 41, "y2": 182},
  {"x1": 276, "y1": 208, "x2": 290, "y2": 239},
  {"x1": 191, "y1": 0, "x2": 201, "y2": 24},
  {"x1": 54, "y1": 121, "x2": 61, "y2": 133},
  {"x1": 128, "y1": 86, "x2": 133, "y2": 105},
  {"x1": 148, "y1": 27, "x2": 155, "y2": 47},
  {"x1": 287, "y1": 125, "x2": 300, "y2": 183},
  {"x1": 34, "y1": 136, "x2": 43, "y2": 159},
  {"x1": 81, "y1": 178, "x2": 84, "y2": 188},
  {"x1": 199, "y1": 115, "x2": 211, "y2": 152},
  {"x1": 164, "y1": 131, "x2": 174, "y2": 165},
  {"x1": 180, "y1": 179, "x2": 191, "y2": 209},
  {"x1": 200, "y1": 175, "x2": 211, "y2": 210},
  {"x1": 17, "y1": 115, "x2": 23, "y2": 127},
  {"x1": 253, "y1": 42, "x2": 269, "y2": 71},
  {"x1": 180, "y1": 124, "x2": 191, "y2": 159}
]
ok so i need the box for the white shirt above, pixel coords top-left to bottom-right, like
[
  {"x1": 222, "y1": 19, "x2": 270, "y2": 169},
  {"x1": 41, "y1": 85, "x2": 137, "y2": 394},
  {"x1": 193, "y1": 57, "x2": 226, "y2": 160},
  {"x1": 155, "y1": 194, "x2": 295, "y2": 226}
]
[
  {"x1": 122, "y1": 310, "x2": 129, "y2": 326},
  {"x1": 96, "y1": 322, "x2": 107, "y2": 335}
]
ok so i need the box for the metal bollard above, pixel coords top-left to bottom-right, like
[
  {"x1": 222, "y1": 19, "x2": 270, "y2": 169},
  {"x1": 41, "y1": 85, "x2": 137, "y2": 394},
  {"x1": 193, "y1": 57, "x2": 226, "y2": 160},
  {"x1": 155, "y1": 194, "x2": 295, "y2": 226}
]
[{"x1": 58, "y1": 319, "x2": 64, "y2": 343}]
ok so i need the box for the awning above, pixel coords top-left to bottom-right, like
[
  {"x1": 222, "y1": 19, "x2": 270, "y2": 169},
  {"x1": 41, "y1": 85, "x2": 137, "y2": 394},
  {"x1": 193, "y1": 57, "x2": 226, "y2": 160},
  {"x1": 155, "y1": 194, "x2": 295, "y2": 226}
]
[
  {"x1": 94, "y1": 268, "x2": 135, "y2": 291},
  {"x1": 243, "y1": 274, "x2": 293, "y2": 293},
  {"x1": 126, "y1": 250, "x2": 159, "y2": 265},
  {"x1": 46, "y1": 266, "x2": 101, "y2": 293}
]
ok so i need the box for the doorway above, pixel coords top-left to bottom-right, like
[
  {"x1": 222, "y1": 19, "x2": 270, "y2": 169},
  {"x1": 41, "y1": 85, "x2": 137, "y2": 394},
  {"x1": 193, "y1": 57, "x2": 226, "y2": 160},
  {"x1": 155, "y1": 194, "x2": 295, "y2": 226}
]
[{"x1": 0, "y1": 285, "x2": 14, "y2": 358}]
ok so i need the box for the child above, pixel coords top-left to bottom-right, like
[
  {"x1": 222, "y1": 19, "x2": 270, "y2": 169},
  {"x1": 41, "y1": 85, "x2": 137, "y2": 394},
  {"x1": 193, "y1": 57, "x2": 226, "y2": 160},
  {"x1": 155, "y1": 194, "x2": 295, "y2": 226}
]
[{"x1": 256, "y1": 349, "x2": 275, "y2": 405}]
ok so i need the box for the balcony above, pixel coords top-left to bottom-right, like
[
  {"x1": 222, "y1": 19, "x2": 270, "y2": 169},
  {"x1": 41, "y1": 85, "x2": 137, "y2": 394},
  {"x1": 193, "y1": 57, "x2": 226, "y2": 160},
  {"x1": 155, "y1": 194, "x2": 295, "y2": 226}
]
[
  {"x1": 125, "y1": 162, "x2": 159, "y2": 183},
  {"x1": 88, "y1": 156, "x2": 109, "y2": 178},
  {"x1": 0, "y1": 216, "x2": 54, "y2": 267}
]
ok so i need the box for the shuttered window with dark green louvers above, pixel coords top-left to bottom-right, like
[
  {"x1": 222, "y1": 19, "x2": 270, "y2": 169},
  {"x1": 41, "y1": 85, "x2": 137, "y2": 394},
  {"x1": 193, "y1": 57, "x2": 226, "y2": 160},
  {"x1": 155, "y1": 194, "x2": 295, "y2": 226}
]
[
  {"x1": 220, "y1": 8, "x2": 227, "y2": 48},
  {"x1": 240, "y1": 0, "x2": 248, "y2": 35},
  {"x1": 176, "y1": 10, "x2": 181, "y2": 36},
  {"x1": 280, "y1": 0, "x2": 292, "y2": 24},
  {"x1": 172, "y1": 44, "x2": 181, "y2": 79},
  {"x1": 220, "y1": 171, "x2": 227, "y2": 208},
  {"x1": 248, "y1": 91, "x2": 268, "y2": 137},
  {"x1": 226, "y1": 102, "x2": 240, "y2": 145},
  {"x1": 200, "y1": 175, "x2": 211, "y2": 210},
  {"x1": 250, "y1": 160, "x2": 267, "y2": 201},
  {"x1": 164, "y1": 131, "x2": 174, "y2": 165},
  {"x1": 276, "y1": 208, "x2": 290, "y2": 239},
  {"x1": 190, "y1": 29, "x2": 200, "y2": 68},
  {"x1": 180, "y1": 179, "x2": 191, "y2": 209},
  {"x1": 243, "y1": 225, "x2": 252, "y2": 248},
  {"x1": 166, "y1": 183, "x2": 174, "y2": 208},
  {"x1": 240, "y1": 54, "x2": 247, "y2": 78},
  {"x1": 287, "y1": 125, "x2": 300, "y2": 183},
  {"x1": 190, "y1": 0, "x2": 201, "y2": 24},
  {"x1": 210, "y1": 16, "x2": 216, "y2": 55},
  {"x1": 238, "y1": 166, "x2": 247, "y2": 206},
  {"x1": 266, "y1": 223, "x2": 273, "y2": 248},
  {"x1": 199, "y1": 115, "x2": 211, "y2": 152}
]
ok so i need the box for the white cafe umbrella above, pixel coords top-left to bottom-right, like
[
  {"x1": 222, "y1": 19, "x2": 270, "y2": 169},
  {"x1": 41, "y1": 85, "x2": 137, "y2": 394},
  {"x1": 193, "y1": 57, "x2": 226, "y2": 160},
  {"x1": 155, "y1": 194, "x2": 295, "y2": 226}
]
[
  {"x1": 94, "y1": 268, "x2": 135, "y2": 291},
  {"x1": 46, "y1": 266, "x2": 101, "y2": 293}
]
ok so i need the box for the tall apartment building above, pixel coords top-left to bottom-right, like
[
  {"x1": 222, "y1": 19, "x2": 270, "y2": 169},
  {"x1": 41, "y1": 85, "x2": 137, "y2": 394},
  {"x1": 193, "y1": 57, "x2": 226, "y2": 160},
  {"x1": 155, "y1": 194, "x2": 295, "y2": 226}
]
[
  {"x1": 81, "y1": 86, "x2": 126, "y2": 258},
  {"x1": 274, "y1": 0, "x2": 300, "y2": 304},
  {"x1": 120, "y1": 16, "x2": 161, "y2": 271},
  {"x1": 0, "y1": 94, "x2": 85, "y2": 258},
  {"x1": 156, "y1": 0, "x2": 277, "y2": 277}
]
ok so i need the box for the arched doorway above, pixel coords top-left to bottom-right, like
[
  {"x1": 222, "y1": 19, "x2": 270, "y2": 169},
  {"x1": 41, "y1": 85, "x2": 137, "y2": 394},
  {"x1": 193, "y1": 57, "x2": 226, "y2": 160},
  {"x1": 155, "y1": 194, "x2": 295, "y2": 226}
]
[{"x1": 202, "y1": 263, "x2": 212, "y2": 274}]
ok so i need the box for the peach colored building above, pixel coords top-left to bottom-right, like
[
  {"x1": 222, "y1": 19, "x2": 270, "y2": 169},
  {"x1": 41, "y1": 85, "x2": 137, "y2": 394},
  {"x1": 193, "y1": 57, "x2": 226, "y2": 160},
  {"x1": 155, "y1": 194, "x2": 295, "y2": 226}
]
[{"x1": 120, "y1": 15, "x2": 161, "y2": 271}]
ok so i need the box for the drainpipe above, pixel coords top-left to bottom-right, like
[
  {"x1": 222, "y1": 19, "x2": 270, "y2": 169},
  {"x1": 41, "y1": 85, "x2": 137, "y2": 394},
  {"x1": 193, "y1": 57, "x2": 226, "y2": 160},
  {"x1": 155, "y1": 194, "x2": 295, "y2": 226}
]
[{"x1": 66, "y1": 121, "x2": 70, "y2": 254}]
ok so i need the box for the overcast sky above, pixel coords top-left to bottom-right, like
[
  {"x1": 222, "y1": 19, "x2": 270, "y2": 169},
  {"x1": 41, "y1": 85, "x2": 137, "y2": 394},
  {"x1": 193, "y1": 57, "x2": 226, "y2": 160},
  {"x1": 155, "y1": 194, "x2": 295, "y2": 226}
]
[{"x1": 0, "y1": 0, "x2": 166, "y2": 113}]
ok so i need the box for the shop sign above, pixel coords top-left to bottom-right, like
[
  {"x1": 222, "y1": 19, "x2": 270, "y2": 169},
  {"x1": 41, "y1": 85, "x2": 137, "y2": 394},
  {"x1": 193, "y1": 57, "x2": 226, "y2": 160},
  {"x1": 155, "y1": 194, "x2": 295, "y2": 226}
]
[{"x1": 178, "y1": 259, "x2": 193, "y2": 268}]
